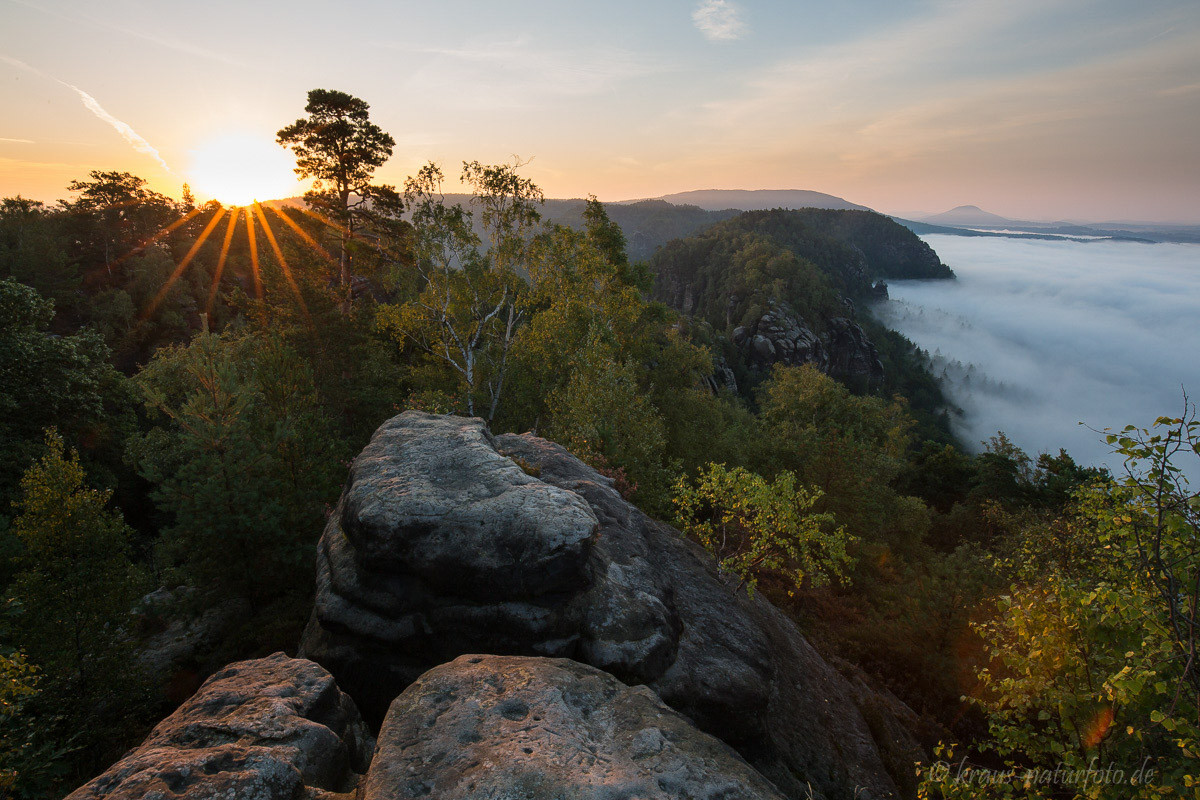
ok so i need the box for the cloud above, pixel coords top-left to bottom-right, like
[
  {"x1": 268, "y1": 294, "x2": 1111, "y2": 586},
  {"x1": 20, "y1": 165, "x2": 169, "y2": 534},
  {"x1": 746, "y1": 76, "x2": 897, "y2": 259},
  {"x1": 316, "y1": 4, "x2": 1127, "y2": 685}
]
[
  {"x1": 60, "y1": 83, "x2": 171, "y2": 172},
  {"x1": 692, "y1": 0, "x2": 746, "y2": 41},
  {"x1": 0, "y1": 138, "x2": 35, "y2": 144},
  {"x1": 0, "y1": 54, "x2": 171, "y2": 172},
  {"x1": 0, "y1": 156, "x2": 78, "y2": 170},
  {"x1": 7, "y1": 0, "x2": 249, "y2": 68},
  {"x1": 874, "y1": 234, "x2": 1200, "y2": 479},
  {"x1": 1157, "y1": 81, "x2": 1200, "y2": 97},
  {"x1": 396, "y1": 37, "x2": 655, "y2": 109}
]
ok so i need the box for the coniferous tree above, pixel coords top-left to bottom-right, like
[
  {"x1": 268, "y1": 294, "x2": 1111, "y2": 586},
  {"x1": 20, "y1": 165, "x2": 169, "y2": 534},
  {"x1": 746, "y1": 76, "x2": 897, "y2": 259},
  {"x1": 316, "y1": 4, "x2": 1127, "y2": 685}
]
[
  {"x1": 277, "y1": 89, "x2": 404, "y2": 303},
  {"x1": 130, "y1": 331, "x2": 343, "y2": 611},
  {"x1": 5, "y1": 431, "x2": 149, "y2": 788}
]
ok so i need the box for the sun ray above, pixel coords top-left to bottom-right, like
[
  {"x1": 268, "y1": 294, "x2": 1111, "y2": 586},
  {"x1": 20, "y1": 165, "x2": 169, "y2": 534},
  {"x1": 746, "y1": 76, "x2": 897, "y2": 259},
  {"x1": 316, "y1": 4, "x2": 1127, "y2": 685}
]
[
  {"x1": 206, "y1": 207, "x2": 241, "y2": 316},
  {"x1": 295, "y1": 205, "x2": 379, "y2": 247},
  {"x1": 267, "y1": 205, "x2": 336, "y2": 265},
  {"x1": 295, "y1": 206, "x2": 351, "y2": 237},
  {"x1": 253, "y1": 202, "x2": 311, "y2": 324},
  {"x1": 110, "y1": 206, "x2": 204, "y2": 273},
  {"x1": 142, "y1": 207, "x2": 226, "y2": 320},
  {"x1": 244, "y1": 206, "x2": 262, "y2": 300}
]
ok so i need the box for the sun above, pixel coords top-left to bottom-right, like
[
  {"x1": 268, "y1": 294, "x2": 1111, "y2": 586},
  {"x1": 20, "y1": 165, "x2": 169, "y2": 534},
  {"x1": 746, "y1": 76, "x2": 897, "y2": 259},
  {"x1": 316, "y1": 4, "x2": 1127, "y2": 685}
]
[{"x1": 187, "y1": 132, "x2": 301, "y2": 206}]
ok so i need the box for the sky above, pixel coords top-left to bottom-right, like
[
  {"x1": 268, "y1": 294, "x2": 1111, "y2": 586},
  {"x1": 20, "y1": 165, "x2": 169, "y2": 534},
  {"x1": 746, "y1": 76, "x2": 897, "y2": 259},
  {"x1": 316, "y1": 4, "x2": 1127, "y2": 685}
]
[
  {"x1": 1, "y1": 0, "x2": 1198, "y2": 222},
  {"x1": 876, "y1": 235, "x2": 1200, "y2": 478}
]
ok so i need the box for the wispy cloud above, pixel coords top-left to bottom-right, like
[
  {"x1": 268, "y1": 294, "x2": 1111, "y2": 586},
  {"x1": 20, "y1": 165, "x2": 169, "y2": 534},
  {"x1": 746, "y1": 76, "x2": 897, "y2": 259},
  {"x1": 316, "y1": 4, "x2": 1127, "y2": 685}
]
[
  {"x1": 0, "y1": 54, "x2": 171, "y2": 171},
  {"x1": 395, "y1": 37, "x2": 655, "y2": 108},
  {"x1": 692, "y1": 0, "x2": 746, "y2": 41},
  {"x1": 1157, "y1": 81, "x2": 1200, "y2": 96},
  {"x1": 62, "y1": 83, "x2": 171, "y2": 172},
  {"x1": 0, "y1": 155, "x2": 78, "y2": 170},
  {"x1": 7, "y1": 0, "x2": 249, "y2": 68},
  {"x1": 0, "y1": 137, "x2": 35, "y2": 144}
]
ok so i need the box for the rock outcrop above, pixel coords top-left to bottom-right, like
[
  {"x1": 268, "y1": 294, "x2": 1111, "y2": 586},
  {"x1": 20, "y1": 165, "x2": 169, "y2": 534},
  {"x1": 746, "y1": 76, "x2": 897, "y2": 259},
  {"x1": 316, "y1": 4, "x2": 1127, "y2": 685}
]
[
  {"x1": 731, "y1": 301, "x2": 884, "y2": 382},
  {"x1": 365, "y1": 654, "x2": 787, "y2": 800},
  {"x1": 301, "y1": 411, "x2": 921, "y2": 799},
  {"x1": 67, "y1": 653, "x2": 373, "y2": 800}
]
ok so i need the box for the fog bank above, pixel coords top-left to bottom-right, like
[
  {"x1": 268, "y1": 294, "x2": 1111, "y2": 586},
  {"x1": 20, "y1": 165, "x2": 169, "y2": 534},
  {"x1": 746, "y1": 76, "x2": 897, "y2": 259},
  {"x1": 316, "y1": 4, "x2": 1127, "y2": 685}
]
[{"x1": 874, "y1": 235, "x2": 1200, "y2": 476}]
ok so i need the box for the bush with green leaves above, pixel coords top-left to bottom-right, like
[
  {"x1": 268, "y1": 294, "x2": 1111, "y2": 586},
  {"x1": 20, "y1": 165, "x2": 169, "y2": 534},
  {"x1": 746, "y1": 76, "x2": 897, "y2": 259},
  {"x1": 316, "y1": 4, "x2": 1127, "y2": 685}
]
[
  {"x1": 673, "y1": 462, "x2": 853, "y2": 595},
  {"x1": 919, "y1": 409, "x2": 1200, "y2": 799},
  {"x1": 4, "y1": 432, "x2": 150, "y2": 794},
  {"x1": 0, "y1": 278, "x2": 132, "y2": 519}
]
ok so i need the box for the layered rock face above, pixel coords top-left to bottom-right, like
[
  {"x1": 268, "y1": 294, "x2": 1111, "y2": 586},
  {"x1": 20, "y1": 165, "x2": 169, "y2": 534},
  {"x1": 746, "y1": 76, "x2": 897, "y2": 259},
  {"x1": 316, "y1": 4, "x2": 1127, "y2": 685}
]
[
  {"x1": 67, "y1": 653, "x2": 372, "y2": 800},
  {"x1": 366, "y1": 654, "x2": 787, "y2": 800},
  {"x1": 302, "y1": 411, "x2": 921, "y2": 800},
  {"x1": 731, "y1": 301, "x2": 884, "y2": 382}
]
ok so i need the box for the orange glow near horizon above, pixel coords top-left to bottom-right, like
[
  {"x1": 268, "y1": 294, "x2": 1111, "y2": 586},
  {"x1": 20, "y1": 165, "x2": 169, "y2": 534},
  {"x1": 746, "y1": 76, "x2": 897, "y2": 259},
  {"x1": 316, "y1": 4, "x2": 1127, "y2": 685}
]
[{"x1": 186, "y1": 133, "x2": 301, "y2": 207}]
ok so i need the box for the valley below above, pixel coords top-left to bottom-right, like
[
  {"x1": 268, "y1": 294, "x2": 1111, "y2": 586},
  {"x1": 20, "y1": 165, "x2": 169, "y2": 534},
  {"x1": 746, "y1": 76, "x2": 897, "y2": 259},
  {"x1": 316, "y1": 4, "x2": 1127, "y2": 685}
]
[{"x1": 874, "y1": 234, "x2": 1200, "y2": 474}]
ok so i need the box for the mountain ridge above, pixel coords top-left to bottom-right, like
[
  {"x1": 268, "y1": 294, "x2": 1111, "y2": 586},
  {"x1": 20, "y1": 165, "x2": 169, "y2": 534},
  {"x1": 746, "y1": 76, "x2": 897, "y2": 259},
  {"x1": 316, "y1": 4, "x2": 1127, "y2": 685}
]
[{"x1": 619, "y1": 188, "x2": 872, "y2": 213}]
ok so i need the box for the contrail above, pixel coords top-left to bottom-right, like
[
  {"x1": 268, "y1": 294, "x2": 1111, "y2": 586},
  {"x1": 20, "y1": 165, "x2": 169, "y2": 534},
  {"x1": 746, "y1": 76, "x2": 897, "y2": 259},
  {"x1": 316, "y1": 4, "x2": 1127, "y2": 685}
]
[
  {"x1": 60, "y1": 82, "x2": 171, "y2": 172},
  {"x1": 0, "y1": 53, "x2": 171, "y2": 172}
]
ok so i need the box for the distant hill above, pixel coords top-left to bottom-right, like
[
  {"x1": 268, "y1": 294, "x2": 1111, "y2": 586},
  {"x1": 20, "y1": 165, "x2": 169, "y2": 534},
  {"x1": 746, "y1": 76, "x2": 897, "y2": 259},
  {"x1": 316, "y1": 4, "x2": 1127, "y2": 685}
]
[
  {"x1": 628, "y1": 189, "x2": 872, "y2": 213},
  {"x1": 921, "y1": 205, "x2": 1012, "y2": 226},
  {"x1": 456, "y1": 195, "x2": 741, "y2": 263}
]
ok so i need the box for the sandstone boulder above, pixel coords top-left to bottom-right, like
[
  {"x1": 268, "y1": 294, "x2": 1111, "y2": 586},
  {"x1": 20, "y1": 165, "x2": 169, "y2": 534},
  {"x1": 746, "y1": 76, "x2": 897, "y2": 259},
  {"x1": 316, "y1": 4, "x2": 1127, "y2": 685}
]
[
  {"x1": 67, "y1": 653, "x2": 372, "y2": 800},
  {"x1": 302, "y1": 412, "x2": 922, "y2": 799},
  {"x1": 364, "y1": 654, "x2": 786, "y2": 800}
]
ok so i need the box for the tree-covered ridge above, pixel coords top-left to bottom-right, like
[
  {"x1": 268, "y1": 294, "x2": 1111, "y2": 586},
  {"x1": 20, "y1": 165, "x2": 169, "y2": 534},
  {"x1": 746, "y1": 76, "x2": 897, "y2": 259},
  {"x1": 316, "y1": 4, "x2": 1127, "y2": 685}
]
[
  {"x1": 645, "y1": 207, "x2": 957, "y2": 440},
  {"x1": 650, "y1": 208, "x2": 951, "y2": 322},
  {"x1": 761, "y1": 208, "x2": 954, "y2": 282}
]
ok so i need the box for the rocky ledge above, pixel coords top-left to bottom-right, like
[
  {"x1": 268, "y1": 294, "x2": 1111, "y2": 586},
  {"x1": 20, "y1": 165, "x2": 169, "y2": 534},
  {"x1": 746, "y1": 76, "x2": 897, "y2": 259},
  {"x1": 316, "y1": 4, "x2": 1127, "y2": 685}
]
[
  {"x1": 365, "y1": 654, "x2": 787, "y2": 800},
  {"x1": 70, "y1": 412, "x2": 925, "y2": 800},
  {"x1": 67, "y1": 653, "x2": 373, "y2": 800},
  {"x1": 300, "y1": 411, "x2": 921, "y2": 799}
]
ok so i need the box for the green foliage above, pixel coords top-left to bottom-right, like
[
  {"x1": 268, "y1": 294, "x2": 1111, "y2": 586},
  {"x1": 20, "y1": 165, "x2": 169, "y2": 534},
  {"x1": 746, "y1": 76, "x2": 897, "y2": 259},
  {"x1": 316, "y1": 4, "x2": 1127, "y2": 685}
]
[
  {"x1": 4, "y1": 432, "x2": 150, "y2": 791},
  {"x1": 130, "y1": 331, "x2": 343, "y2": 608},
  {"x1": 920, "y1": 410, "x2": 1200, "y2": 799},
  {"x1": 922, "y1": 575, "x2": 1196, "y2": 798},
  {"x1": 545, "y1": 331, "x2": 674, "y2": 510},
  {"x1": 0, "y1": 279, "x2": 133, "y2": 521},
  {"x1": 673, "y1": 463, "x2": 852, "y2": 595},
  {"x1": 0, "y1": 642, "x2": 75, "y2": 799},
  {"x1": 768, "y1": 208, "x2": 954, "y2": 282},
  {"x1": 756, "y1": 364, "x2": 926, "y2": 548},
  {"x1": 61, "y1": 170, "x2": 177, "y2": 277},
  {"x1": 651, "y1": 226, "x2": 840, "y2": 335},
  {"x1": 0, "y1": 197, "x2": 77, "y2": 311},
  {"x1": 0, "y1": 647, "x2": 38, "y2": 795},
  {"x1": 582, "y1": 195, "x2": 634, "y2": 273},
  {"x1": 646, "y1": 209, "x2": 957, "y2": 434},
  {"x1": 277, "y1": 89, "x2": 395, "y2": 197},
  {"x1": 376, "y1": 160, "x2": 537, "y2": 421}
]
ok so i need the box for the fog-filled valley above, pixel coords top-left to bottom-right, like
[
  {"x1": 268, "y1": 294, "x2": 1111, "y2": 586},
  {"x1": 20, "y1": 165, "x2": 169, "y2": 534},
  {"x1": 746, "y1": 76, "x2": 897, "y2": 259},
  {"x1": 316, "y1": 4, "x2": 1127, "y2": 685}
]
[{"x1": 876, "y1": 235, "x2": 1200, "y2": 475}]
